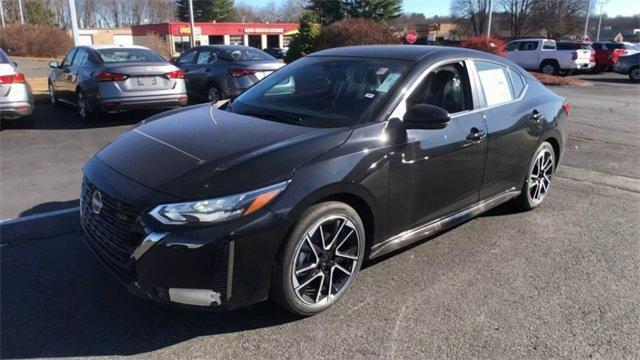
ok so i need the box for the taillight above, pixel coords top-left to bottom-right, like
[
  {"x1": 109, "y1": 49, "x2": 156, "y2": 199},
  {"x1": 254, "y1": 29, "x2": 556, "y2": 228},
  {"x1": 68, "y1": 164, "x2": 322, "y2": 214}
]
[
  {"x1": 590, "y1": 50, "x2": 595, "y2": 61},
  {"x1": 166, "y1": 70, "x2": 185, "y2": 79},
  {"x1": 562, "y1": 101, "x2": 571, "y2": 116},
  {"x1": 571, "y1": 51, "x2": 578, "y2": 60},
  {"x1": 98, "y1": 71, "x2": 129, "y2": 82},
  {"x1": 228, "y1": 68, "x2": 255, "y2": 77},
  {"x1": 0, "y1": 72, "x2": 26, "y2": 84}
]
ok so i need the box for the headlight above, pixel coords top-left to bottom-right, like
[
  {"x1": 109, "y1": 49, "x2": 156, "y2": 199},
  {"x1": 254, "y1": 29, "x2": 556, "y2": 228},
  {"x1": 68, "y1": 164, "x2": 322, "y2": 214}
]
[{"x1": 149, "y1": 181, "x2": 289, "y2": 225}]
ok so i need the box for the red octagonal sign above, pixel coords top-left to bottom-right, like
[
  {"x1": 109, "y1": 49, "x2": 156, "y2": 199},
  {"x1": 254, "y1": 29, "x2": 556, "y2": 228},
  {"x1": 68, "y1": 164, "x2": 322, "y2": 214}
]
[{"x1": 406, "y1": 30, "x2": 418, "y2": 44}]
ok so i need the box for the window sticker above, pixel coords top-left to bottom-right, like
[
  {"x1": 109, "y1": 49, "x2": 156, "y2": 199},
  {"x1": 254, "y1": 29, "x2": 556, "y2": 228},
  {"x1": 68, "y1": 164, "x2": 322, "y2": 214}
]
[
  {"x1": 376, "y1": 72, "x2": 401, "y2": 93},
  {"x1": 478, "y1": 68, "x2": 512, "y2": 106}
]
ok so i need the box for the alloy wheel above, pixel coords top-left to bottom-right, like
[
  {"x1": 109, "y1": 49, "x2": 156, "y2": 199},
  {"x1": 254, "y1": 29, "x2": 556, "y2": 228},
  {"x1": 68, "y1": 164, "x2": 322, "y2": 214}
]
[
  {"x1": 527, "y1": 148, "x2": 554, "y2": 204},
  {"x1": 49, "y1": 84, "x2": 56, "y2": 104},
  {"x1": 77, "y1": 92, "x2": 87, "y2": 119},
  {"x1": 291, "y1": 215, "x2": 361, "y2": 306},
  {"x1": 208, "y1": 86, "x2": 220, "y2": 102},
  {"x1": 542, "y1": 64, "x2": 556, "y2": 75},
  {"x1": 630, "y1": 67, "x2": 640, "y2": 82}
]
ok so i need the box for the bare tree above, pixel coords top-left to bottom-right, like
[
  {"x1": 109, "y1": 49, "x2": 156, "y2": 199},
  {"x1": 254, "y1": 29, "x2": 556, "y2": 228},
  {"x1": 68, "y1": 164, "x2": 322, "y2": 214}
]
[
  {"x1": 451, "y1": 0, "x2": 489, "y2": 36},
  {"x1": 499, "y1": 0, "x2": 538, "y2": 38},
  {"x1": 532, "y1": 0, "x2": 589, "y2": 38}
]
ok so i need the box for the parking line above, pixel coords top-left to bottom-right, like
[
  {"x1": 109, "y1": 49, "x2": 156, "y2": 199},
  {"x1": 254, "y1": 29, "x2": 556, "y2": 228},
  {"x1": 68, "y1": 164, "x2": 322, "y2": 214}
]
[{"x1": 0, "y1": 207, "x2": 79, "y2": 226}]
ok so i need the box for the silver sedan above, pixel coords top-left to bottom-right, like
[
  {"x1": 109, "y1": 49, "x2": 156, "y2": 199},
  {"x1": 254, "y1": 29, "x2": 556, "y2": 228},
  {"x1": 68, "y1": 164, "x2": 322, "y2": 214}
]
[
  {"x1": 0, "y1": 48, "x2": 34, "y2": 124},
  {"x1": 48, "y1": 45, "x2": 187, "y2": 121}
]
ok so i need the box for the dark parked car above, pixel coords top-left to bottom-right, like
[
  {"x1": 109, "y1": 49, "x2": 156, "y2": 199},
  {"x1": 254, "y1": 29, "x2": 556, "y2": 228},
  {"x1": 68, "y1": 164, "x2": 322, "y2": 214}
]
[
  {"x1": 614, "y1": 52, "x2": 640, "y2": 82},
  {"x1": 173, "y1": 45, "x2": 283, "y2": 103},
  {"x1": 81, "y1": 45, "x2": 568, "y2": 315},
  {"x1": 48, "y1": 45, "x2": 188, "y2": 121},
  {"x1": 263, "y1": 47, "x2": 287, "y2": 59}
]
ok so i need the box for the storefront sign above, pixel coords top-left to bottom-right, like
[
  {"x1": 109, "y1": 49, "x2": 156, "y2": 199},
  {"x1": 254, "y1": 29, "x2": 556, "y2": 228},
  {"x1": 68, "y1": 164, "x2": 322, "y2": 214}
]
[
  {"x1": 178, "y1": 26, "x2": 201, "y2": 36},
  {"x1": 243, "y1": 28, "x2": 284, "y2": 34}
]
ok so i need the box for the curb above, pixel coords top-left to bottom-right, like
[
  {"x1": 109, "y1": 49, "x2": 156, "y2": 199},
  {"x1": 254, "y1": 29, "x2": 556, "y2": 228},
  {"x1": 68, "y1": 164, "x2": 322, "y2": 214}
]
[{"x1": 0, "y1": 209, "x2": 79, "y2": 243}]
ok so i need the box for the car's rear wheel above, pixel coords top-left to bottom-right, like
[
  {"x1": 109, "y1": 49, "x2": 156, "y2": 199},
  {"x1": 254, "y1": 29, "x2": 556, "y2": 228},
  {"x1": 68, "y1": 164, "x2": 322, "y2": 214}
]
[
  {"x1": 629, "y1": 66, "x2": 640, "y2": 83},
  {"x1": 540, "y1": 61, "x2": 559, "y2": 76},
  {"x1": 208, "y1": 85, "x2": 222, "y2": 103},
  {"x1": 516, "y1": 142, "x2": 556, "y2": 210},
  {"x1": 272, "y1": 201, "x2": 365, "y2": 316},
  {"x1": 76, "y1": 90, "x2": 98, "y2": 122}
]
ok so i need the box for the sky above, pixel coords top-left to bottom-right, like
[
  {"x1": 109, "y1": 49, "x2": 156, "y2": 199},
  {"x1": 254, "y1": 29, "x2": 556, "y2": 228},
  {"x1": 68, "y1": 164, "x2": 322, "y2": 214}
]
[{"x1": 252, "y1": 0, "x2": 640, "y2": 18}]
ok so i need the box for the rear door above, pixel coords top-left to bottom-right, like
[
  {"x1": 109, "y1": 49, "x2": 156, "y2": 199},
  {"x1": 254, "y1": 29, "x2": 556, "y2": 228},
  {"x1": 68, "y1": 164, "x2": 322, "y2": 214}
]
[
  {"x1": 473, "y1": 60, "x2": 540, "y2": 199},
  {"x1": 388, "y1": 60, "x2": 488, "y2": 235}
]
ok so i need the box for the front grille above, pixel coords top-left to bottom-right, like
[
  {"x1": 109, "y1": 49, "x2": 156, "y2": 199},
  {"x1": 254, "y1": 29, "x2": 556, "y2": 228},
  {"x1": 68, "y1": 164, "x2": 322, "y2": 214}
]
[{"x1": 81, "y1": 178, "x2": 145, "y2": 283}]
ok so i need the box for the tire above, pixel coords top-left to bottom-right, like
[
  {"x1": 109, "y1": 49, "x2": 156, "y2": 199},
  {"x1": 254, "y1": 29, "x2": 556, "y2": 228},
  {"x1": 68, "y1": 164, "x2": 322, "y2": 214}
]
[
  {"x1": 539, "y1": 61, "x2": 559, "y2": 76},
  {"x1": 272, "y1": 201, "x2": 366, "y2": 316},
  {"x1": 629, "y1": 66, "x2": 640, "y2": 83},
  {"x1": 207, "y1": 84, "x2": 222, "y2": 103},
  {"x1": 49, "y1": 82, "x2": 59, "y2": 107},
  {"x1": 515, "y1": 142, "x2": 556, "y2": 210},
  {"x1": 76, "y1": 90, "x2": 97, "y2": 122}
]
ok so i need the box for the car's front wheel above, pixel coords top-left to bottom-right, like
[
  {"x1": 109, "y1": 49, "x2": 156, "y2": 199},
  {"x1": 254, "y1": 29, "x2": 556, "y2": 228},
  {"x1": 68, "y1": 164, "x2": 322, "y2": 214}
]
[
  {"x1": 272, "y1": 201, "x2": 365, "y2": 316},
  {"x1": 516, "y1": 141, "x2": 556, "y2": 210},
  {"x1": 49, "y1": 83, "x2": 58, "y2": 107}
]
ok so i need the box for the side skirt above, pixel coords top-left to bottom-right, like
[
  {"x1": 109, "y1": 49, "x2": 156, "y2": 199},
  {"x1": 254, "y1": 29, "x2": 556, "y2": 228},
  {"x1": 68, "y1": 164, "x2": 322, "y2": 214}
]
[{"x1": 370, "y1": 188, "x2": 520, "y2": 259}]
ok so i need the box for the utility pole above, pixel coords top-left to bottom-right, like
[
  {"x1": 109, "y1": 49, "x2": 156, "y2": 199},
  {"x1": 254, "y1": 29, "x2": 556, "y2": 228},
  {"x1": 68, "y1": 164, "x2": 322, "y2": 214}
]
[
  {"x1": 583, "y1": 0, "x2": 592, "y2": 40},
  {"x1": 0, "y1": 0, "x2": 5, "y2": 28},
  {"x1": 486, "y1": 0, "x2": 493, "y2": 39},
  {"x1": 596, "y1": 0, "x2": 610, "y2": 41},
  {"x1": 188, "y1": 0, "x2": 196, "y2": 48},
  {"x1": 17, "y1": 0, "x2": 24, "y2": 24},
  {"x1": 68, "y1": 0, "x2": 80, "y2": 46}
]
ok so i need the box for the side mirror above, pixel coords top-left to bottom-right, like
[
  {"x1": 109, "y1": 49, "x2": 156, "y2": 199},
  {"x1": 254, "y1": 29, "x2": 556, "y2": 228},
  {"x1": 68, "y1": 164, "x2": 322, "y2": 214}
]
[
  {"x1": 48, "y1": 60, "x2": 59, "y2": 69},
  {"x1": 12, "y1": 61, "x2": 18, "y2": 68},
  {"x1": 403, "y1": 104, "x2": 450, "y2": 129}
]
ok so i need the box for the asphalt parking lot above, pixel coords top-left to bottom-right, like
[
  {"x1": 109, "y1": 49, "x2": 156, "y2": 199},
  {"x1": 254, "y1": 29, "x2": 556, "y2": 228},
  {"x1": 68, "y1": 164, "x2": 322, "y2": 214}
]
[{"x1": 1, "y1": 73, "x2": 639, "y2": 359}]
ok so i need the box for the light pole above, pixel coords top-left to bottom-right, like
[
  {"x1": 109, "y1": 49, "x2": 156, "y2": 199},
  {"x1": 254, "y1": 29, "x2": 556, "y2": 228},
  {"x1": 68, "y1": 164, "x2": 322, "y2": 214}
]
[
  {"x1": 17, "y1": 0, "x2": 24, "y2": 24},
  {"x1": 0, "y1": 0, "x2": 5, "y2": 28},
  {"x1": 68, "y1": 0, "x2": 80, "y2": 46},
  {"x1": 583, "y1": 0, "x2": 592, "y2": 40},
  {"x1": 487, "y1": 0, "x2": 493, "y2": 39},
  {"x1": 596, "y1": 0, "x2": 610, "y2": 41},
  {"x1": 188, "y1": 0, "x2": 195, "y2": 48}
]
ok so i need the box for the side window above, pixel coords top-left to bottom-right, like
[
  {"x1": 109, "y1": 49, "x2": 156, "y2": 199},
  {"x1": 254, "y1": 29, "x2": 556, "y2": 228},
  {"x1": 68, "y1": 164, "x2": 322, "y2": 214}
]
[
  {"x1": 542, "y1": 41, "x2": 556, "y2": 50},
  {"x1": 506, "y1": 42, "x2": 520, "y2": 52},
  {"x1": 177, "y1": 49, "x2": 197, "y2": 65},
  {"x1": 474, "y1": 61, "x2": 514, "y2": 107},
  {"x1": 407, "y1": 62, "x2": 473, "y2": 114},
  {"x1": 61, "y1": 49, "x2": 77, "y2": 67},
  {"x1": 508, "y1": 67, "x2": 526, "y2": 98},
  {"x1": 196, "y1": 50, "x2": 216, "y2": 64},
  {"x1": 520, "y1": 41, "x2": 538, "y2": 51},
  {"x1": 592, "y1": 43, "x2": 602, "y2": 50}
]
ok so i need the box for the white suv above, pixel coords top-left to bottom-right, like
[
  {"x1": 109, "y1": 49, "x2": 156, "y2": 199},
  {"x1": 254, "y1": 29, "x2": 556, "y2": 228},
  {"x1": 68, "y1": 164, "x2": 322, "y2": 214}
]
[{"x1": 506, "y1": 39, "x2": 595, "y2": 76}]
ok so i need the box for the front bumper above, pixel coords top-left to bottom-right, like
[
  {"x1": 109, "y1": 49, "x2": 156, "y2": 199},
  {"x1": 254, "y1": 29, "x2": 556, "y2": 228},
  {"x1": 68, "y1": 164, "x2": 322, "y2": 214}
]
[
  {"x1": 81, "y1": 160, "x2": 293, "y2": 310},
  {"x1": 98, "y1": 94, "x2": 188, "y2": 112}
]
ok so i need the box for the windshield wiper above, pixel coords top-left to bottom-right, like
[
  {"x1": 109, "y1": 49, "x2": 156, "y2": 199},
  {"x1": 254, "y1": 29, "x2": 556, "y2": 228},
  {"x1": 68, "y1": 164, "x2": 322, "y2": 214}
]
[{"x1": 241, "y1": 111, "x2": 304, "y2": 124}]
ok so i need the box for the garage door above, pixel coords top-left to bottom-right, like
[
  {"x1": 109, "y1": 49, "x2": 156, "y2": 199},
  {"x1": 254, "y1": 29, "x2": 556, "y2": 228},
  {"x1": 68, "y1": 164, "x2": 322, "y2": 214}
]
[{"x1": 113, "y1": 35, "x2": 133, "y2": 46}]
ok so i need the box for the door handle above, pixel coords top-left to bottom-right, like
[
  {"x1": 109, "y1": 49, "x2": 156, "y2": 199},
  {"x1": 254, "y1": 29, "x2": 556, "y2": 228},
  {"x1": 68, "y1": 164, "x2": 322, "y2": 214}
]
[
  {"x1": 529, "y1": 110, "x2": 543, "y2": 122},
  {"x1": 466, "y1": 127, "x2": 486, "y2": 141}
]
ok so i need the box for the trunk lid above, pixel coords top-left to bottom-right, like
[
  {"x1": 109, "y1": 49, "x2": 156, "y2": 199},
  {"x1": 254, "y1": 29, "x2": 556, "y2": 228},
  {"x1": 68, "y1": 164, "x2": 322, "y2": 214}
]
[{"x1": 102, "y1": 62, "x2": 180, "y2": 92}]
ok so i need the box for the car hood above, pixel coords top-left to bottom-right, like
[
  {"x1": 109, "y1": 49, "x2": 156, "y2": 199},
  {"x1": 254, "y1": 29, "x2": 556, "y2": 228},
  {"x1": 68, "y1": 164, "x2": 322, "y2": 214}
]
[{"x1": 96, "y1": 103, "x2": 351, "y2": 199}]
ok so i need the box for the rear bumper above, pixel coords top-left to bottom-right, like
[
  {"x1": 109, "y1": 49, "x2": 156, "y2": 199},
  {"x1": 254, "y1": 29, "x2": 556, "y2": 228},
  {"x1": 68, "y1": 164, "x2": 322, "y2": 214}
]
[
  {"x1": 0, "y1": 101, "x2": 33, "y2": 119},
  {"x1": 98, "y1": 94, "x2": 188, "y2": 112},
  {"x1": 567, "y1": 61, "x2": 594, "y2": 70}
]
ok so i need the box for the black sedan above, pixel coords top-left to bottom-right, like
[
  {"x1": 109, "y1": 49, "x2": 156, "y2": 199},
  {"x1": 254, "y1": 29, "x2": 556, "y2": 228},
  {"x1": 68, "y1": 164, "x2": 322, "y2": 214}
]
[
  {"x1": 173, "y1": 45, "x2": 283, "y2": 103},
  {"x1": 81, "y1": 45, "x2": 568, "y2": 315}
]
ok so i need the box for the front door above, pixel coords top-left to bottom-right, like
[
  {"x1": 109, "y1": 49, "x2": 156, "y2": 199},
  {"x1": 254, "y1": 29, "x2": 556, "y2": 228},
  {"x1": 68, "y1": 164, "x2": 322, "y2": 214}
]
[
  {"x1": 52, "y1": 48, "x2": 77, "y2": 102},
  {"x1": 388, "y1": 61, "x2": 488, "y2": 236}
]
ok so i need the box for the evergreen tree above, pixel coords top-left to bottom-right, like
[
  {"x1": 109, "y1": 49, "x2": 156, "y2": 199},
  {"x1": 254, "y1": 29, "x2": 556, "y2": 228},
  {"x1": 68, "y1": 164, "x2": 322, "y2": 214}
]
[
  {"x1": 285, "y1": 12, "x2": 319, "y2": 63},
  {"x1": 177, "y1": 0, "x2": 237, "y2": 22},
  {"x1": 25, "y1": 0, "x2": 55, "y2": 26},
  {"x1": 306, "y1": 0, "x2": 344, "y2": 25},
  {"x1": 343, "y1": 0, "x2": 402, "y2": 21}
]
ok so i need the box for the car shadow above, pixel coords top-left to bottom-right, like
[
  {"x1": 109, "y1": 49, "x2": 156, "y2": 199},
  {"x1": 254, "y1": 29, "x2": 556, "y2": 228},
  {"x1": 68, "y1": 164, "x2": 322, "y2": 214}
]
[
  {"x1": 578, "y1": 76, "x2": 634, "y2": 84},
  {"x1": 0, "y1": 229, "x2": 299, "y2": 358}
]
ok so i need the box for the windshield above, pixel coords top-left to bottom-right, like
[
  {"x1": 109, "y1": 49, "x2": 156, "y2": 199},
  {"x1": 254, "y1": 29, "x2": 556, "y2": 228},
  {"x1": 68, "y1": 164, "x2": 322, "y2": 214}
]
[
  {"x1": 97, "y1": 48, "x2": 165, "y2": 63},
  {"x1": 227, "y1": 57, "x2": 410, "y2": 128},
  {"x1": 220, "y1": 48, "x2": 275, "y2": 61}
]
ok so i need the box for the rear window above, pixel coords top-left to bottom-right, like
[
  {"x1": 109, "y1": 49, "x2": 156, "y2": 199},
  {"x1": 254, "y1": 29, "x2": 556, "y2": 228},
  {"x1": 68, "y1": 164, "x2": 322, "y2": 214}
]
[
  {"x1": 0, "y1": 50, "x2": 10, "y2": 64},
  {"x1": 97, "y1": 48, "x2": 165, "y2": 63},
  {"x1": 606, "y1": 43, "x2": 625, "y2": 50},
  {"x1": 557, "y1": 42, "x2": 591, "y2": 50},
  {"x1": 219, "y1": 48, "x2": 275, "y2": 61}
]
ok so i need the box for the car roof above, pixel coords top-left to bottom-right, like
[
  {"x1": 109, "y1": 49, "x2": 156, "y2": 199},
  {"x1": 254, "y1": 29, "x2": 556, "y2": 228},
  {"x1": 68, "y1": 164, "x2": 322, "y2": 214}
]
[
  {"x1": 202, "y1": 45, "x2": 257, "y2": 50},
  {"x1": 84, "y1": 44, "x2": 150, "y2": 51},
  {"x1": 309, "y1": 45, "x2": 508, "y2": 63}
]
